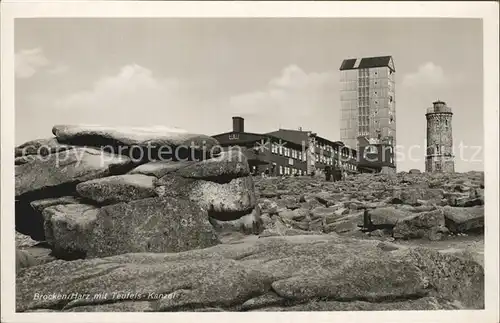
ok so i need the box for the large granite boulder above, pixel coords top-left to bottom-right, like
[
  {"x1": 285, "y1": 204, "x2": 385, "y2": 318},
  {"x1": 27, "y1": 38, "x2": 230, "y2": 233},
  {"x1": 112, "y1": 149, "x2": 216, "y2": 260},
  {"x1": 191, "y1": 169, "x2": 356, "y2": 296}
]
[
  {"x1": 16, "y1": 234, "x2": 484, "y2": 312},
  {"x1": 41, "y1": 197, "x2": 220, "y2": 259},
  {"x1": 42, "y1": 204, "x2": 100, "y2": 258},
  {"x1": 393, "y1": 209, "x2": 448, "y2": 241},
  {"x1": 448, "y1": 194, "x2": 484, "y2": 207},
  {"x1": 86, "y1": 197, "x2": 220, "y2": 258},
  {"x1": 392, "y1": 188, "x2": 444, "y2": 206},
  {"x1": 128, "y1": 160, "x2": 195, "y2": 178},
  {"x1": 76, "y1": 174, "x2": 156, "y2": 204},
  {"x1": 190, "y1": 177, "x2": 256, "y2": 217},
  {"x1": 52, "y1": 125, "x2": 220, "y2": 160},
  {"x1": 443, "y1": 206, "x2": 484, "y2": 233},
  {"x1": 366, "y1": 207, "x2": 411, "y2": 229},
  {"x1": 323, "y1": 212, "x2": 364, "y2": 234},
  {"x1": 15, "y1": 148, "x2": 132, "y2": 198},
  {"x1": 15, "y1": 196, "x2": 83, "y2": 241},
  {"x1": 176, "y1": 150, "x2": 249, "y2": 181},
  {"x1": 156, "y1": 175, "x2": 257, "y2": 220},
  {"x1": 15, "y1": 137, "x2": 72, "y2": 157}
]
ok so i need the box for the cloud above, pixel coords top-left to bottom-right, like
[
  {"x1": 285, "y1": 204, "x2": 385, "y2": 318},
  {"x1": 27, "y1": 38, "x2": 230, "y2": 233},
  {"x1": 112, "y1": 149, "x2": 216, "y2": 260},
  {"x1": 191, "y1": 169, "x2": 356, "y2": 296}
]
[
  {"x1": 15, "y1": 48, "x2": 50, "y2": 79},
  {"x1": 56, "y1": 64, "x2": 180, "y2": 109},
  {"x1": 48, "y1": 64, "x2": 70, "y2": 75},
  {"x1": 230, "y1": 65, "x2": 336, "y2": 120},
  {"x1": 402, "y1": 62, "x2": 451, "y2": 88},
  {"x1": 52, "y1": 64, "x2": 217, "y2": 130},
  {"x1": 38, "y1": 64, "x2": 340, "y2": 139},
  {"x1": 228, "y1": 65, "x2": 339, "y2": 135}
]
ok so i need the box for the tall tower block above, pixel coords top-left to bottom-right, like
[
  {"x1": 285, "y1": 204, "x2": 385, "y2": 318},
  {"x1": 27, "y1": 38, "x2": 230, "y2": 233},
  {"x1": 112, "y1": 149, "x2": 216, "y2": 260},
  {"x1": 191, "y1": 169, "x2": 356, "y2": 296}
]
[
  {"x1": 339, "y1": 55, "x2": 396, "y2": 173},
  {"x1": 425, "y1": 100, "x2": 454, "y2": 172}
]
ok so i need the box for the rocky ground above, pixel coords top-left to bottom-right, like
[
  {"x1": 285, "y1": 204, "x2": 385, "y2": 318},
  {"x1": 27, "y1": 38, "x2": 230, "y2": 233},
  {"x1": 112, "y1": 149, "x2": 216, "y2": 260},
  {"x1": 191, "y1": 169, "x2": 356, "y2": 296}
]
[{"x1": 15, "y1": 125, "x2": 484, "y2": 312}]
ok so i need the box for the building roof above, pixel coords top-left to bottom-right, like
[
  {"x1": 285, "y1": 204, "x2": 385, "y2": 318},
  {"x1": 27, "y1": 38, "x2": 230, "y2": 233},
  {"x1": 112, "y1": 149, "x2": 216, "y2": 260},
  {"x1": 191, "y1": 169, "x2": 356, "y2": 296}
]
[
  {"x1": 339, "y1": 56, "x2": 395, "y2": 72},
  {"x1": 266, "y1": 129, "x2": 310, "y2": 147},
  {"x1": 267, "y1": 129, "x2": 356, "y2": 153},
  {"x1": 212, "y1": 130, "x2": 305, "y2": 148}
]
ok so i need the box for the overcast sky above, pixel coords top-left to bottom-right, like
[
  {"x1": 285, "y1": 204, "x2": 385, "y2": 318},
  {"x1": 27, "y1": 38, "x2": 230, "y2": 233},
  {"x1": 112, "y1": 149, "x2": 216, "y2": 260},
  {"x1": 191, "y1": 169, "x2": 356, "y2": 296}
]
[{"x1": 15, "y1": 18, "x2": 483, "y2": 171}]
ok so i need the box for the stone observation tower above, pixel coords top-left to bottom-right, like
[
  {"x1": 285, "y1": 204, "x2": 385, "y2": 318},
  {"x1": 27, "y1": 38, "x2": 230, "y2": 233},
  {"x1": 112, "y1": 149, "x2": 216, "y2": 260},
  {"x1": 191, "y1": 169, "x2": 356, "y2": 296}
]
[{"x1": 425, "y1": 100, "x2": 454, "y2": 172}]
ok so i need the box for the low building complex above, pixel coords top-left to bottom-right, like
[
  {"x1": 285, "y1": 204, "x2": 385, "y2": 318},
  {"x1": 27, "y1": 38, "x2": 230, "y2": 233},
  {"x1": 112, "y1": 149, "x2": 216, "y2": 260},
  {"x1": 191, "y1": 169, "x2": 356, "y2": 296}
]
[{"x1": 213, "y1": 117, "x2": 358, "y2": 176}]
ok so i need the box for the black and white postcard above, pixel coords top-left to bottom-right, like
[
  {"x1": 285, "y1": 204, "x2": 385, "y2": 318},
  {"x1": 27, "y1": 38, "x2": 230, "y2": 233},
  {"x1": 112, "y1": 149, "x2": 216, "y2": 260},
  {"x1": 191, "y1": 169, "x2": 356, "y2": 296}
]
[{"x1": 1, "y1": 1, "x2": 498, "y2": 323}]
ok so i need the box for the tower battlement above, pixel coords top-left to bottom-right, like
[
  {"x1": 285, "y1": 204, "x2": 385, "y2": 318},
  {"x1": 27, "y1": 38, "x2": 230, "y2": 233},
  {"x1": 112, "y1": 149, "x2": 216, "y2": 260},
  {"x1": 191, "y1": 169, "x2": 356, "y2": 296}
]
[{"x1": 426, "y1": 101, "x2": 453, "y2": 114}]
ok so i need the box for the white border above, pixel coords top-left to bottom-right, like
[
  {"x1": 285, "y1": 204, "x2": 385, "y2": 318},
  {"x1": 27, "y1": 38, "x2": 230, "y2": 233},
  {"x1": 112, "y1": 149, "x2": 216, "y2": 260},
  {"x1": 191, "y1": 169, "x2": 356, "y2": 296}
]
[{"x1": 1, "y1": 1, "x2": 499, "y2": 323}]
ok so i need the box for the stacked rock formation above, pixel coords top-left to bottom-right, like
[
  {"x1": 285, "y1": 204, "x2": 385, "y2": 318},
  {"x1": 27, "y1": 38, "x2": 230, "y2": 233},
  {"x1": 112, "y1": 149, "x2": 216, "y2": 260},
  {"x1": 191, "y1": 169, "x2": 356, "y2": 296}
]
[
  {"x1": 14, "y1": 128, "x2": 485, "y2": 312},
  {"x1": 15, "y1": 125, "x2": 261, "y2": 262}
]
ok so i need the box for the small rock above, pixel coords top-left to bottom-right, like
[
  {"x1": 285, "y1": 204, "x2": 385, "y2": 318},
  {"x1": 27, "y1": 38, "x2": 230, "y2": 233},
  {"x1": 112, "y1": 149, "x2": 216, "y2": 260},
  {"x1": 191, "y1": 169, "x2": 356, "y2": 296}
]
[{"x1": 369, "y1": 229, "x2": 385, "y2": 237}]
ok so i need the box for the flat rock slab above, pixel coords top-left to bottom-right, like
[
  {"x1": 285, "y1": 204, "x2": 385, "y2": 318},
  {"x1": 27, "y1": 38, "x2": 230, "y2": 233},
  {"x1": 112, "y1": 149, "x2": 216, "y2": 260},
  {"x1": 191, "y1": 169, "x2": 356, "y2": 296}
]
[
  {"x1": 254, "y1": 297, "x2": 462, "y2": 311},
  {"x1": 176, "y1": 150, "x2": 249, "y2": 181},
  {"x1": 323, "y1": 212, "x2": 364, "y2": 234},
  {"x1": 16, "y1": 234, "x2": 484, "y2": 312},
  {"x1": 393, "y1": 209, "x2": 447, "y2": 241},
  {"x1": 76, "y1": 174, "x2": 156, "y2": 204},
  {"x1": 310, "y1": 206, "x2": 337, "y2": 219},
  {"x1": 368, "y1": 207, "x2": 412, "y2": 227},
  {"x1": 128, "y1": 160, "x2": 195, "y2": 178},
  {"x1": 52, "y1": 125, "x2": 219, "y2": 156},
  {"x1": 443, "y1": 206, "x2": 484, "y2": 233},
  {"x1": 86, "y1": 197, "x2": 220, "y2": 258},
  {"x1": 15, "y1": 137, "x2": 73, "y2": 157},
  {"x1": 30, "y1": 196, "x2": 83, "y2": 213},
  {"x1": 392, "y1": 188, "x2": 444, "y2": 205},
  {"x1": 156, "y1": 175, "x2": 257, "y2": 220},
  {"x1": 15, "y1": 148, "x2": 132, "y2": 197}
]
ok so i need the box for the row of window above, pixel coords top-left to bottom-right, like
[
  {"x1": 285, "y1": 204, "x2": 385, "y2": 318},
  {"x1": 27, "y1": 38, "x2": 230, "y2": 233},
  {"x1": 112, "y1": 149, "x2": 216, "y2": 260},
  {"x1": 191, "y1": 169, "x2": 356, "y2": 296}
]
[
  {"x1": 279, "y1": 166, "x2": 304, "y2": 176},
  {"x1": 343, "y1": 163, "x2": 357, "y2": 171},
  {"x1": 277, "y1": 163, "x2": 357, "y2": 176},
  {"x1": 269, "y1": 141, "x2": 356, "y2": 161},
  {"x1": 271, "y1": 144, "x2": 307, "y2": 162},
  {"x1": 317, "y1": 153, "x2": 335, "y2": 165},
  {"x1": 314, "y1": 142, "x2": 354, "y2": 157},
  {"x1": 357, "y1": 97, "x2": 393, "y2": 105},
  {"x1": 315, "y1": 154, "x2": 357, "y2": 169}
]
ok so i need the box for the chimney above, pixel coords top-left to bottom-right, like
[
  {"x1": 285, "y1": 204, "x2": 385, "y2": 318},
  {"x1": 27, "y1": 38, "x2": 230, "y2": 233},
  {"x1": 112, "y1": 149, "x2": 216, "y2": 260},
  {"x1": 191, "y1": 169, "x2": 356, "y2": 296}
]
[{"x1": 232, "y1": 116, "x2": 244, "y2": 133}]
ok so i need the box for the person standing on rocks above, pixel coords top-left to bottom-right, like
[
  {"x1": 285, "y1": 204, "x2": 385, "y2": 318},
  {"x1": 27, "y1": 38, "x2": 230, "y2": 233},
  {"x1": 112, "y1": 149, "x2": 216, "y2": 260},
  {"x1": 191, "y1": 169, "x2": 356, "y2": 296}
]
[{"x1": 325, "y1": 165, "x2": 332, "y2": 182}]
